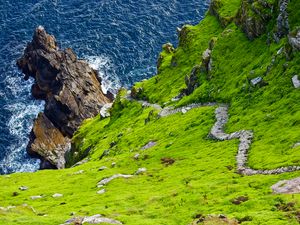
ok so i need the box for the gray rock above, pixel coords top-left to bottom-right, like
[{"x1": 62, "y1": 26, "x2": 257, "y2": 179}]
[
  {"x1": 135, "y1": 168, "x2": 147, "y2": 175},
  {"x1": 19, "y1": 186, "x2": 29, "y2": 191},
  {"x1": 141, "y1": 141, "x2": 157, "y2": 150},
  {"x1": 30, "y1": 195, "x2": 42, "y2": 200},
  {"x1": 73, "y1": 170, "x2": 84, "y2": 175},
  {"x1": 289, "y1": 29, "x2": 300, "y2": 51},
  {"x1": 292, "y1": 75, "x2": 300, "y2": 88},
  {"x1": 97, "y1": 189, "x2": 106, "y2": 195},
  {"x1": 98, "y1": 166, "x2": 108, "y2": 171},
  {"x1": 271, "y1": 177, "x2": 300, "y2": 194},
  {"x1": 98, "y1": 174, "x2": 133, "y2": 186},
  {"x1": 133, "y1": 153, "x2": 140, "y2": 160},
  {"x1": 250, "y1": 77, "x2": 263, "y2": 86},
  {"x1": 52, "y1": 193, "x2": 63, "y2": 198}
]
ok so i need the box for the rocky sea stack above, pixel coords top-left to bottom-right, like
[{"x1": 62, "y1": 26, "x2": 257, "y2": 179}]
[{"x1": 17, "y1": 26, "x2": 112, "y2": 169}]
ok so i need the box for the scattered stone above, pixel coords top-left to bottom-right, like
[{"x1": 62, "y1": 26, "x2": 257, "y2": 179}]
[
  {"x1": 19, "y1": 186, "x2": 28, "y2": 191},
  {"x1": 292, "y1": 75, "x2": 300, "y2": 88},
  {"x1": 161, "y1": 157, "x2": 175, "y2": 166},
  {"x1": 293, "y1": 142, "x2": 300, "y2": 148},
  {"x1": 141, "y1": 141, "x2": 156, "y2": 150},
  {"x1": 111, "y1": 162, "x2": 116, "y2": 168},
  {"x1": 71, "y1": 158, "x2": 89, "y2": 167},
  {"x1": 190, "y1": 214, "x2": 238, "y2": 225},
  {"x1": 230, "y1": 196, "x2": 249, "y2": 205},
  {"x1": 52, "y1": 193, "x2": 63, "y2": 198},
  {"x1": 31, "y1": 195, "x2": 43, "y2": 200},
  {"x1": 289, "y1": 29, "x2": 300, "y2": 51},
  {"x1": 133, "y1": 153, "x2": 140, "y2": 160},
  {"x1": 250, "y1": 77, "x2": 263, "y2": 86},
  {"x1": 12, "y1": 192, "x2": 19, "y2": 197},
  {"x1": 98, "y1": 166, "x2": 108, "y2": 171},
  {"x1": 63, "y1": 214, "x2": 122, "y2": 225},
  {"x1": 73, "y1": 170, "x2": 84, "y2": 175},
  {"x1": 98, "y1": 174, "x2": 133, "y2": 186},
  {"x1": 97, "y1": 189, "x2": 106, "y2": 195},
  {"x1": 135, "y1": 168, "x2": 147, "y2": 175}
]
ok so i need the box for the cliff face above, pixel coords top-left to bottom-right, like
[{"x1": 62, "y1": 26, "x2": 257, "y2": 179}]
[{"x1": 17, "y1": 26, "x2": 112, "y2": 169}]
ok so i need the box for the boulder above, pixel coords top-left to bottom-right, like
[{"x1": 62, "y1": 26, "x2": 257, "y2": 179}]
[
  {"x1": 289, "y1": 29, "x2": 300, "y2": 51},
  {"x1": 17, "y1": 26, "x2": 112, "y2": 169},
  {"x1": 292, "y1": 75, "x2": 300, "y2": 88}
]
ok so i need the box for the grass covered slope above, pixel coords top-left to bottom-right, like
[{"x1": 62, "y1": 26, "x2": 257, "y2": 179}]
[{"x1": 1, "y1": 0, "x2": 300, "y2": 224}]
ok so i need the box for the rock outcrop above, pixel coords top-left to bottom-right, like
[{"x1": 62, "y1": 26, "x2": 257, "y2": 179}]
[
  {"x1": 274, "y1": 0, "x2": 290, "y2": 41},
  {"x1": 236, "y1": 0, "x2": 274, "y2": 40},
  {"x1": 289, "y1": 29, "x2": 300, "y2": 51},
  {"x1": 17, "y1": 26, "x2": 112, "y2": 169}
]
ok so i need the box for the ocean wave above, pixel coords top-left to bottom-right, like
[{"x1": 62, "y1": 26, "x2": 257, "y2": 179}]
[{"x1": 84, "y1": 55, "x2": 122, "y2": 95}]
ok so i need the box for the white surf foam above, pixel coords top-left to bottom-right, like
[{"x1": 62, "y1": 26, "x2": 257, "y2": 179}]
[{"x1": 85, "y1": 55, "x2": 121, "y2": 95}]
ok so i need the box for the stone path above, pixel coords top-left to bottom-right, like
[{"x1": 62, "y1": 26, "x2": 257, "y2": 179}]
[
  {"x1": 209, "y1": 105, "x2": 300, "y2": 175},
  {"x1": 133, "y1": 96, "x2": 300, "y2": 176}
]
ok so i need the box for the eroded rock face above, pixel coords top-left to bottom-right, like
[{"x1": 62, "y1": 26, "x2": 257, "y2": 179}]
[
  {"x1": 236, "y1": 0, "x2": 274, "y2": 40},
  {"x1": 17, "y1": 26, "x2": 112, "y2": 169},
  {"x1": 28, "y1": 113, "x2": 70, "y2": 169}
]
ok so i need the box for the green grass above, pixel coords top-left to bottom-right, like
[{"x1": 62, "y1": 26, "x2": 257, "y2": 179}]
[{"x1": 1, "y1": 0, "x2": 300, "y2": 224}]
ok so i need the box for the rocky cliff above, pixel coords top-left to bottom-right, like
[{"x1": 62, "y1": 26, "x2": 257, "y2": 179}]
[{"x1": 17, "y1": 26, "x2": 112, "y2": 169}]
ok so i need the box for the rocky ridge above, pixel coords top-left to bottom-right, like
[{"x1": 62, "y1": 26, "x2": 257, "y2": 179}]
[{"x1": 17, "y1": 26, "x2": 112, "y2": 169}]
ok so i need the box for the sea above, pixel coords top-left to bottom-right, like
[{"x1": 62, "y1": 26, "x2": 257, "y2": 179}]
[{"x1": 0, "y1": 0, "x2": 209, "y2": 174}]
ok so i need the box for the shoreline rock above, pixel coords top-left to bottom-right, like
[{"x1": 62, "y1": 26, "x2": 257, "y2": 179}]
[{"x1": 17, "y1": 26, "x2": 112, "y2": 169}]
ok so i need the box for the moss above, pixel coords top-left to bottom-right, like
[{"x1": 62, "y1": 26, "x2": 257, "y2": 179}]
[{"x1": 1, "y1": 0, "x2": 300, "y2": 224}]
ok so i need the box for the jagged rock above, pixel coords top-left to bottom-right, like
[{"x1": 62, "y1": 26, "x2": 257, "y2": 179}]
[
  {"x1": 177, "y1": 25, "x2": 191, "y2": 47},
  {"x1": 289, "y1": 29, "x2": 300, "y2": 51},
  {"x1": 275, "y1": 0, "x2": 289, "y2": 40},
  {"x1": 28, "y1": 113, "x2": 70, "y2": 169},
  {"x1": 292, "y1": 75, "x2": 300, "y2": 88},
  {"x1": 236, "y1": 0, "x2": 273, "y2": 40},
  {"x1": 17, "y1": 26, "x2": 111, "y2": 169},
  {"x1": 185, "y1": 65, "x2": 201, "y2": 95}
]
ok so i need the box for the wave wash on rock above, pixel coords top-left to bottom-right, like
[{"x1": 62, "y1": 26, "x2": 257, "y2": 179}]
[{"x1": 17, "y1": 26, "x2": 112, "y2": 169}]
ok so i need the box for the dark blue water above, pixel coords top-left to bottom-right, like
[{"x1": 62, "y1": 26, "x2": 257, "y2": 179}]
[{"x1": 0, "y1": 0, "x2": 209, "y2": 174}]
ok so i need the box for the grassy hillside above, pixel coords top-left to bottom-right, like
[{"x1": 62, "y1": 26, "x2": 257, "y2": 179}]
[{"x1": 1, "y1": 0, "x2": 300, "y2": 224}]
